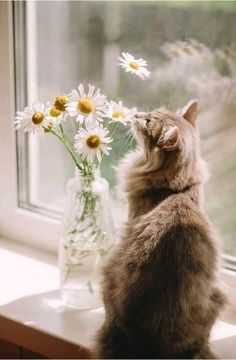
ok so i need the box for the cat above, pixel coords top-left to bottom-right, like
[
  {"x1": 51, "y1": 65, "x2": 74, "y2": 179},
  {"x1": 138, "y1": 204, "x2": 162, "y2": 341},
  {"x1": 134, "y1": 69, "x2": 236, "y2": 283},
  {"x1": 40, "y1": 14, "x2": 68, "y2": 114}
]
[{"x1": 94, "y1": 100, "x2": 226, "y2": 359}]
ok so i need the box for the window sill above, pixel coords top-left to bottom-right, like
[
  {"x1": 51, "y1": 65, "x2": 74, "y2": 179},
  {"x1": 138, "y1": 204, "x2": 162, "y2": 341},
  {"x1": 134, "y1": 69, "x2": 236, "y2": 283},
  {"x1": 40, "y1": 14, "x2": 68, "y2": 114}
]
[
  {"x1": 0, "y1": 238, "x2": 236, "y2": 359},
  {"x1": 0, "y1": 238, "x2": 103, "y2": 358}
]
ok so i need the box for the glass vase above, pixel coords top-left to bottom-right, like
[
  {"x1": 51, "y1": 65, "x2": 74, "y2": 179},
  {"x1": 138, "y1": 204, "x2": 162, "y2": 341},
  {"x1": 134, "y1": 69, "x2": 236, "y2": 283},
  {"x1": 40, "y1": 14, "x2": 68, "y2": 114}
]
[{"x1": 58, "y1": 169, "x2": 115, "y2": 310}]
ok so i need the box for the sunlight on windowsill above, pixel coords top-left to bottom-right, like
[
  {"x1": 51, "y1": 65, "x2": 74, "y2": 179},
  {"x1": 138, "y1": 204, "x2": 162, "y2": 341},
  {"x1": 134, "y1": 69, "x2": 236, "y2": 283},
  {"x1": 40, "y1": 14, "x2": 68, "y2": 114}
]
[
  {"x1": 0, "y1": 237, "x2": 236, "y2": 357},
  {"x1": 0, "y1": 238, "x2": 58, "y2": 306}
]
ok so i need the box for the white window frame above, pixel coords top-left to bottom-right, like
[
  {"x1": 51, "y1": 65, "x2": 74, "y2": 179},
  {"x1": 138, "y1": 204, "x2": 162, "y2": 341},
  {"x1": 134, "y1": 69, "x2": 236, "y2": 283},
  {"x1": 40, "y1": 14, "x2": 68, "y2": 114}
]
[
  {"x1": 0, "y1": 1, "x2": 236, "y2": 315},
  {"x1": 0, "y1": 2, "x2": 60, "y2": 253}
]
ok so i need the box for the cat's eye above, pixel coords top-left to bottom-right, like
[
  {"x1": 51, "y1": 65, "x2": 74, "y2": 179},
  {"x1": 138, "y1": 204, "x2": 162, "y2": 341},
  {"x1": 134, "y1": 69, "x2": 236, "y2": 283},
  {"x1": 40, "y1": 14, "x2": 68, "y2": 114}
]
[{"x1": 145, "y1": 119, "x2": 151, "y2": 127}]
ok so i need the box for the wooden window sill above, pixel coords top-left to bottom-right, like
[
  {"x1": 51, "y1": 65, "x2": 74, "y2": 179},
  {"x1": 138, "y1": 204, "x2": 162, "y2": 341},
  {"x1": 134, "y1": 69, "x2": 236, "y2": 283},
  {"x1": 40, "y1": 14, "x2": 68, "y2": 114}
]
[{"x1": 0, "y1": 238, "x2": 236, "y2": 359}]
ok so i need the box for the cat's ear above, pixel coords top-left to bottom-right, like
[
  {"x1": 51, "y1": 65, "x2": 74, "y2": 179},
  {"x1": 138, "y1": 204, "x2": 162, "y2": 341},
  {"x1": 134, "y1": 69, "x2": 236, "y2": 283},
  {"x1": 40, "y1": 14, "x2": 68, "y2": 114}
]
[
  {"x1": 157, "y1": 126, "x2": 180, "y2": 151},
  {"x1": 181, "y1": 99, "x2": 199, "y2": 126}
]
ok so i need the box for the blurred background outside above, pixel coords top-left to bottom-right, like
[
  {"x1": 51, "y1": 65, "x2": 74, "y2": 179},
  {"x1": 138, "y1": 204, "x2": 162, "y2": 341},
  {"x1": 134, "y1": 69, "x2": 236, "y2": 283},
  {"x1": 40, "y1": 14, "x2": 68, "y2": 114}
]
[{"x1": 15, "y1": 1, "x2": 236, "y2": 258}]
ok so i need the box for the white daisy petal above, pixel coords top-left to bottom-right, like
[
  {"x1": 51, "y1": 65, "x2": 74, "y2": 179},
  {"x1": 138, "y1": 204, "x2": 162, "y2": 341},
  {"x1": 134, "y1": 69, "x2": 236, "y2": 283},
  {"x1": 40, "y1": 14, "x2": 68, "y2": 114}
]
[
  {"x1": 14, "y1": 102, "x2": 50, "y2": 134},
  {"x1": 97, "y1": 148, "x2": 102, "y2": 162},
  {"x1": 88, "y1": 84, "x2": 95, "y2": 98},
  {"x1": 87, "y1": 150, "x2": 95, "y2": 163},
  {"x1": 78, "y1": 84, "x2": 85, "y2": 98},
  {"x1": 77, "y1": 114, "x2": 84, "y2": 124},
  {"x1": 74, "y1": 124, "x2": 112, "y2": 163},
  {"x1": 67, "y1": 84, "x2": 107, "y2": 126},
  {"x1": 106, "y1": 100, "x2": 137, "y2": 125},
  {"x1": 118, "y1": 51, "x2": 150, "y2": 80},
  {"x1": 70, "y1": 90, "x2": 79, "y2": 101}
]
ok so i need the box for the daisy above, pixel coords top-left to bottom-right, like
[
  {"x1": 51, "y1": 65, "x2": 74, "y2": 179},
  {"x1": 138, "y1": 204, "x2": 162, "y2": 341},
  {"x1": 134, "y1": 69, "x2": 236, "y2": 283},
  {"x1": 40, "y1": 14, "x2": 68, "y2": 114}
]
[
  {"x1": 107, "y1": 101, "x2": 137, "y2": 125},
  {"x1": 43, "y1": 94, "x2": 69, "y2": 131},
  {"x1": 54, "y1": 94, "x2": 69, "y2": 113},
  {"x1": 74, "y1": 125, "x2": 112, "y2": 163},
  {"x1": 161, "y1": 42, "x2": 182, "y2": 59},
  {"x1": 45, "y1": 103, "x2": 65, "y2": 126},
  {"x1": 118, "y1": 52, "x2": 150, "y2": 79},
  {"x1": 66, "y1": 84, "x2": 107, "y2": 126},
  {"x1": 14, "y1": 102, "x2": 50, "y2": 134}
]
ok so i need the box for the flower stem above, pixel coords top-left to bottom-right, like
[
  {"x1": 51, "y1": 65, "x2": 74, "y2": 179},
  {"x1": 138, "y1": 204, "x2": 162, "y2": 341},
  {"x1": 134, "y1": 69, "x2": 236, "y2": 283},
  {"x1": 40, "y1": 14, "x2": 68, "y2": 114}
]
[
  {"x1": 51, "y1": 128, "x2": 83, "y2": 171},
  {"x1": 110, "y1": 122, "x2": 119, "y2": 138},
  {"x1": 109, "y1": 73, "x2": 130, "y2": 142},
  {"x1": 113, "y1": 74, "x2": 130, "y2": 100},
  {"x1": 59, "y1": 124, "x2": 84, "y2": 169},
  {"x1": 59, "y1": 124, "x2": 72, "y2": 151}
]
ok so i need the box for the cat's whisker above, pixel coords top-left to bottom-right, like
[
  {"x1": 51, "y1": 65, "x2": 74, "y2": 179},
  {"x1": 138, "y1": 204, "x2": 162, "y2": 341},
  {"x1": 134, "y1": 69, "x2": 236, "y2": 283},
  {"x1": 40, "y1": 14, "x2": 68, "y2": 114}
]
[
  {"x1": 114, "y1": 131, "x2": 129, "y2": 141},
  {"x1": 114, "y1": 125, "x2": 133, "y2": 144},
  {"x1": 123, "y1": 131, "x2": 134, "y2": 149},
  {"x1": 126, "y1": 129, "x2": 138, "y2": 149},
  {"x1": 121, "y1": 126, "x2": 132, "y2": 138},
  {"x1": 121, "y1": 123, "x2": 137, "y2": 149}
]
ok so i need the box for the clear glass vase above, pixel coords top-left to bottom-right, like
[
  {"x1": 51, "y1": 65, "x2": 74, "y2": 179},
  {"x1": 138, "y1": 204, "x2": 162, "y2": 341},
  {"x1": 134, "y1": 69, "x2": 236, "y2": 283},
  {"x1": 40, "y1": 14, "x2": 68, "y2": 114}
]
[{"x1": 58, "y1": 169, "x2": 115, "y2": 310}]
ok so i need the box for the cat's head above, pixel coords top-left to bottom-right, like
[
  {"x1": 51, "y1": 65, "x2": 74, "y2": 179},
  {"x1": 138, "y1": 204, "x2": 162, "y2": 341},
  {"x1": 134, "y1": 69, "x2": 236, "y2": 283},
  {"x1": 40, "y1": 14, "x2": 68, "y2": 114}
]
[
  {"x1": 130, "y1": 100, "x2": 208, "y2": 190},
  {"x1": 132, "y1": 100, "x2": 199, "y2": 159},
  {"x1": 117, "y1": 100, "x2": 207, "y2": 194}
]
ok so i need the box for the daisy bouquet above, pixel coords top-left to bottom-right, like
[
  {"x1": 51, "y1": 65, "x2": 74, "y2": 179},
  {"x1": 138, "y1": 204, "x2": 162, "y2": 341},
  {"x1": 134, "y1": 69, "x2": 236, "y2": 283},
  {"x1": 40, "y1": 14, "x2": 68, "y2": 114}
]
[
  {"x1": 15, "y1": 52, "x2": 150, "y2": 169},
  {"x1": 15, "y1": 52, "x2": 150, "y2": 307}
]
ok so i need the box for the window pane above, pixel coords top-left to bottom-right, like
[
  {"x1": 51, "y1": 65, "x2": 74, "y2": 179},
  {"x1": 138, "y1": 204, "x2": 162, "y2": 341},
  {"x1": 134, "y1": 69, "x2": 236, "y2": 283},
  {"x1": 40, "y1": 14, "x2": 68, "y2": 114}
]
[{"x1": 16, "y1": 1, "x2": 236, "y2": 258}]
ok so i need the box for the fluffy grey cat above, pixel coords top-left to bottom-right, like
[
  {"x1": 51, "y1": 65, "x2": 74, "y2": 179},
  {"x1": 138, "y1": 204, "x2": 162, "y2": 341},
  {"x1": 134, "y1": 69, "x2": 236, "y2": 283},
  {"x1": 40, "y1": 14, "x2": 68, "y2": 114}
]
[{"x1": 95, "y1": 100, "x2": 226, "y2": 359}]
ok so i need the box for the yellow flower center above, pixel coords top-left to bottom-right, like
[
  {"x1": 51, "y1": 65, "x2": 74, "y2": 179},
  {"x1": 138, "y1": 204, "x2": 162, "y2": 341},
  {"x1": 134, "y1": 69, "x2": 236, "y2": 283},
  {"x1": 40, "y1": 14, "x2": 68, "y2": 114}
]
[
  {"x1": 44, "y1": 123, "x2": 53, "y2": 133},
  {"x1": 32, "y1": 112, "x2": 44, "y2": 125},
  {"x1": 112, "y1": 111, "x2": 126, "y2": 119},
  {"x1": 171, "y1": 49, "x2": 180, "y2": 58},
  {"x1": 50, "y1": 106, "x2": 61, "y2": 117},
  {"x1": 192, "y1": 43, "x2": 202, "y2": 52},
  {"x1": 129, "y1": 61, "x2": 139, "y2": 70},
  {"x1": 54, "y1": 95, "x2": 68, "y2": 111},
  {"x1": 182, "y1": 47, "x2": 191, "y2": 55},
  {"x1": 78, "y1": 98, "x2": 94, "y2": 114},
  {"x1": 86, "y1": 135, "x2": 101, "y2": 149}
]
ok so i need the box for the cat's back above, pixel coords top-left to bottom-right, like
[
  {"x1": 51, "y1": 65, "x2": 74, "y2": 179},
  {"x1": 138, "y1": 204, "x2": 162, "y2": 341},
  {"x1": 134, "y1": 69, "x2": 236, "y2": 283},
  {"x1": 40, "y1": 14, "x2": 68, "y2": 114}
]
[
  {"x1": 158, "y1": 190, "x2": 216, "y2": 253},
  {"x1": 120, "y1": 190, "x2": 217, "y2": 277},
  {"x1": 155, "y1": 191, "x2": 217, "y2": 269},
  {"x1": 156, "y1": 190, "x2": 207, "y2": 238},
  {"x1": 98, "y1": 191, "x2": 220, "y2": 358}
]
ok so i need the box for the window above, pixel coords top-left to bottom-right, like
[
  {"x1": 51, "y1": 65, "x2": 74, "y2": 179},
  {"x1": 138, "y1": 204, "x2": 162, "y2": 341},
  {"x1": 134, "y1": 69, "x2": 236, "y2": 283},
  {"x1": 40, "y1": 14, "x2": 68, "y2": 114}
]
[{"x1": 1, "y1": 2, "x2": 236, "y2": 268}]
